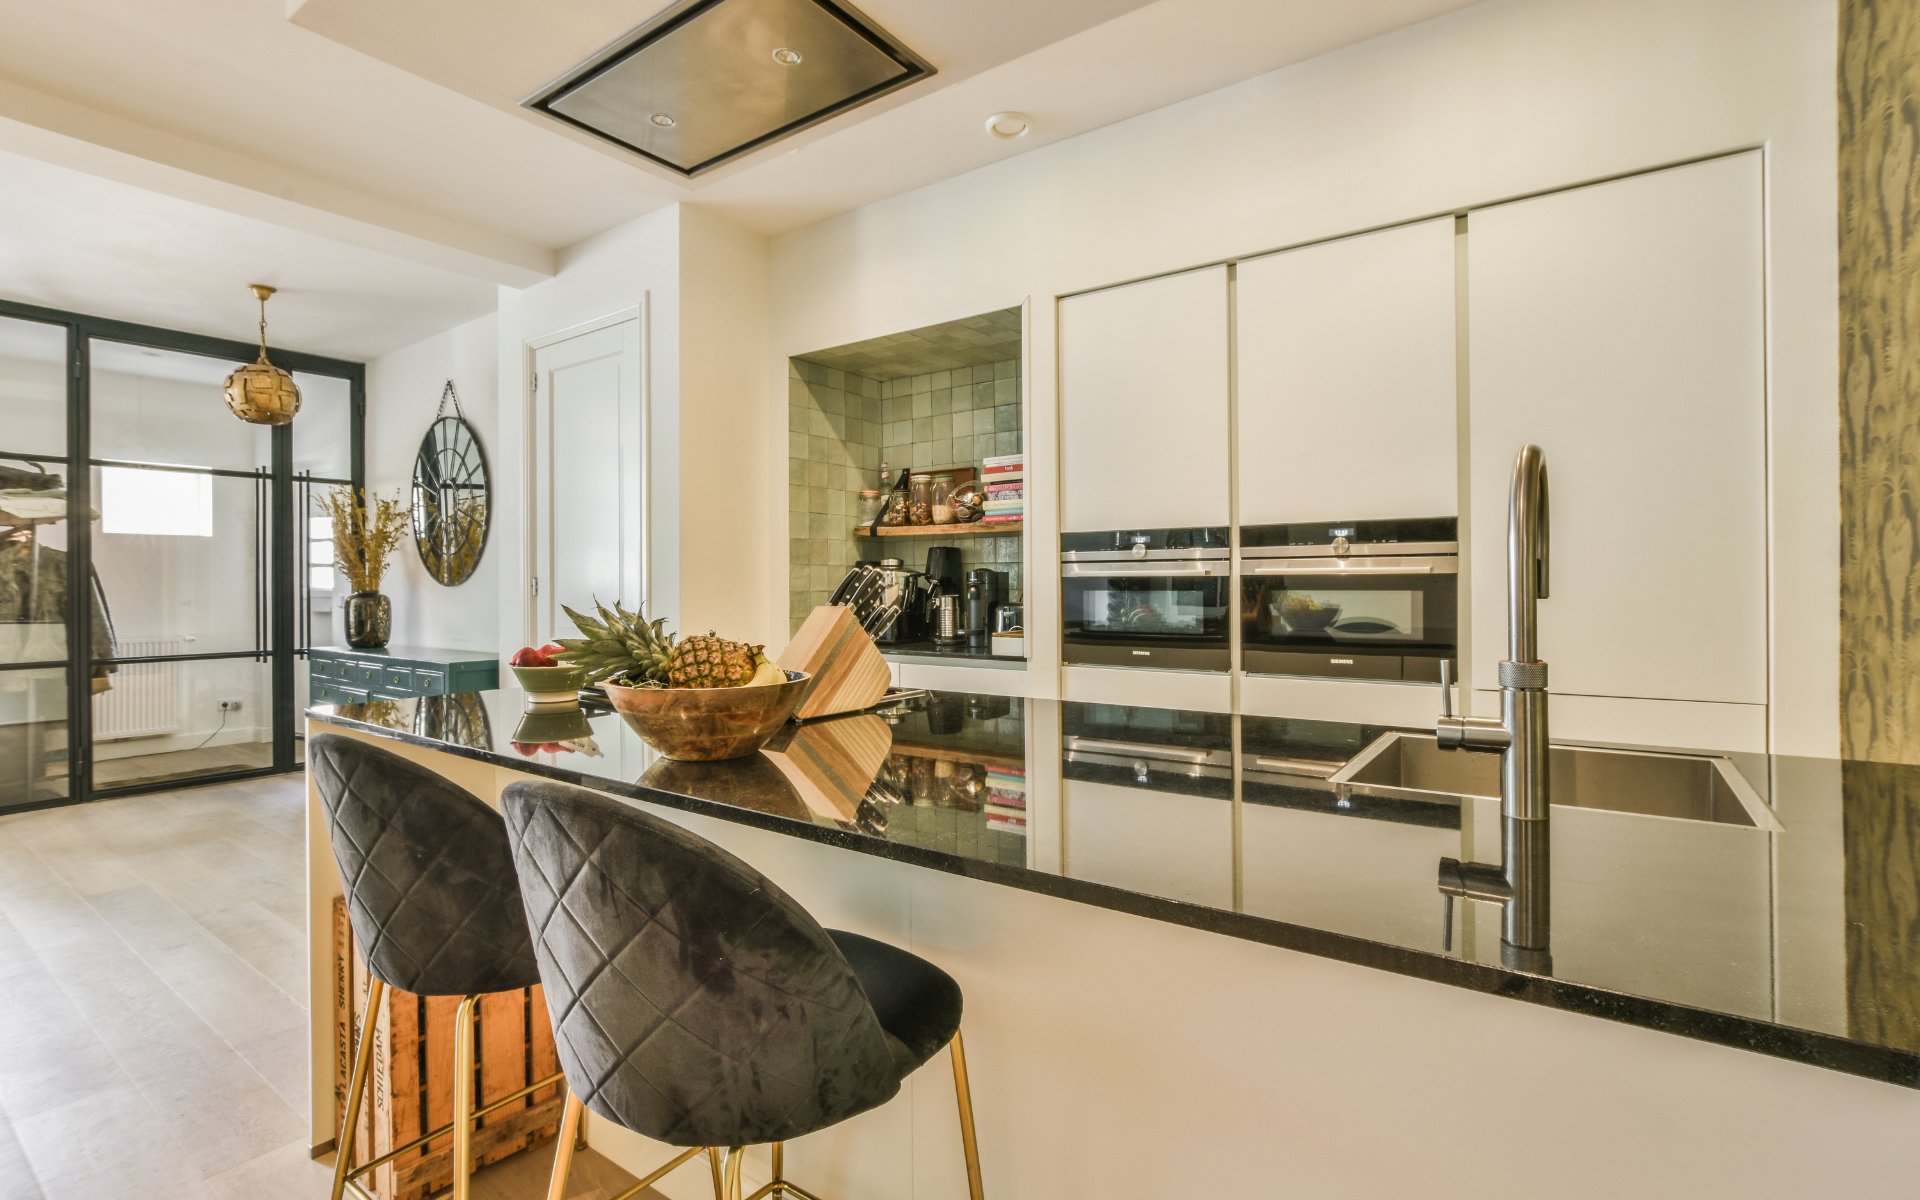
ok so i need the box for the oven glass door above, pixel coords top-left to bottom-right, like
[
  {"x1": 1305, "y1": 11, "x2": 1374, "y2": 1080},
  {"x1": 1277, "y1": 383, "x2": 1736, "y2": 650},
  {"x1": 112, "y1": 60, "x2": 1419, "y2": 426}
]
[
  {"x1": 1063, "y1": 567, "x2": 1230, "y2": 670},
  {"x1": 1241, "y1": 562, "x2": 1456, "y2": 681}
]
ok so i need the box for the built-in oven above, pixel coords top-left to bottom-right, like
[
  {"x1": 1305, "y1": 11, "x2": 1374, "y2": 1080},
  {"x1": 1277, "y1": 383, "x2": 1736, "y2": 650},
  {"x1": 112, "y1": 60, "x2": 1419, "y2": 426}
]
[
  {"x1": 1239, "y1": 517, "x2": 1457, "y2": 682},
  {"x1": 1062, "y1": 527, "x2": 1231, "y2": 671}
]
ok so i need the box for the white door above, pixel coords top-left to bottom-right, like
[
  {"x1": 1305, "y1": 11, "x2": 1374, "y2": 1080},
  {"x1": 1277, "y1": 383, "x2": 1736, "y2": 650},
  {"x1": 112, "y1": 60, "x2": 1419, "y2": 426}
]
[
  {"x1": 1060, "y1": 265, "x2": 1229, "y2": 531},
  {"x1": 1467, "y1": 152, "x2": 1766, "y2": 709},
  {"x1": 1236, "y1": 217, "x2": 1458, "y2": 524},
  {"x1": 530, "y1": 316, "x2": 645, "y2": 648}
]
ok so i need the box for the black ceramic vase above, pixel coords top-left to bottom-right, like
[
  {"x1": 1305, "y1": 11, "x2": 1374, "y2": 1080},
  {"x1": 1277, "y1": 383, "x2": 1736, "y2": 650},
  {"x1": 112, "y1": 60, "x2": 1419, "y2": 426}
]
[{"x1": 344, "y1": 591, "x2": 391, "y2": 648}]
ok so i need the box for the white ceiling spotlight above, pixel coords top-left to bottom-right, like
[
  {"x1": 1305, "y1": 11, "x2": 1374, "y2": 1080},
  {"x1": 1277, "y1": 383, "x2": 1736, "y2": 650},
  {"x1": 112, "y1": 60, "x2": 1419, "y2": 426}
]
[
  {"x1": 651, "y1": 113, "x2": 677, "y2": 127},
  {"x1": 772, "y1": 47, "x2": 804, "y2": 66},
  {"x1": 984, "y1": 111, "x2": 1032, "y2": 140}
]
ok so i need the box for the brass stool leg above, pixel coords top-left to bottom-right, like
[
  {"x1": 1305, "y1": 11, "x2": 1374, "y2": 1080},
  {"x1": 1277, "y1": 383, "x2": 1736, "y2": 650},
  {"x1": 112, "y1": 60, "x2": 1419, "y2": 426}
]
[
  {"x1": 330, "y1": 978, "x2": 386, "y2": 1200},
  {"x1": 708, "y1": 1147, "x2": 727, "y2": 1200},
  {"x1": 546, "y1": 1091, "x2": 584, "y2": 1200},
  {"x1": 451, "y1": 994, "x2": 482, "y2": 1200},
  {"x1": 722, "y1": 1146, "x2": 746, "y2": 1200},
  {"x1": 770, "y1": 1142, "x2": 784, "y2": 1197},
  {"x1": 950, "y1": 1029, "x2": 985, "y2": 1200}
]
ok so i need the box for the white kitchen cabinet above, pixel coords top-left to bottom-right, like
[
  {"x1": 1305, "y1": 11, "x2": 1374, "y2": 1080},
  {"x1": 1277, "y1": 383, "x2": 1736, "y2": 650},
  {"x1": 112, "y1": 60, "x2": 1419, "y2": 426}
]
[
  {"x1": 1236, "y1": 217, "x2": 1458, "y2": 524},
  {"x1": 1060, "y1": 265, "x2": 1229, "y2": 532},
  {"x1": 1467, "y1": 151, "x2": 1766, "y2": 718}
]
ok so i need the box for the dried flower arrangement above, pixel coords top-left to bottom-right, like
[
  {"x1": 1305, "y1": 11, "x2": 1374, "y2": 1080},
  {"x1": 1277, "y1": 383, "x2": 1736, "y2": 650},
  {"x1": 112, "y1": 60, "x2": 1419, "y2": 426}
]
[{"x1": 318, "y1": 486, "x2": 409, "y2": 592}]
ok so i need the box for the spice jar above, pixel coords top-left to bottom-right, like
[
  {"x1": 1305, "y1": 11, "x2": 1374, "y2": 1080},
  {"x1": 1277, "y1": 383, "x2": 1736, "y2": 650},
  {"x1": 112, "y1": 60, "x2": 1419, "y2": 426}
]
[
  {"x1": 909, "y1": 474, "x2": 934, "y2": 525},
  {"x1": 931, "y1": 474, "x2": 955, "y2": 524},
  {"x1": 856, "y1": 489, "x2": 883, "y2": 526},
  {"x1": 882, "y1": 487, "x2": 910, "y2": 526}
]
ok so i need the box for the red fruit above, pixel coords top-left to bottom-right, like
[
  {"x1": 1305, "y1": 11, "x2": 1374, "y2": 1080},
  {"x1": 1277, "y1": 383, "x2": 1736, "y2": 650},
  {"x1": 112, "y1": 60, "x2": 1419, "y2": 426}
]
[
  {"x1": 539, "y1": 644, "x2": 566, "y2": 658},
  {"x1": 510, "y1": 646, "x2": 556, "y2": 667},
  {"x1": 511, "y1": 741, "x2": 542, "y2": 756},
  {"x1": 542, "y1": 742, "x2": 571, "y2": 754}
]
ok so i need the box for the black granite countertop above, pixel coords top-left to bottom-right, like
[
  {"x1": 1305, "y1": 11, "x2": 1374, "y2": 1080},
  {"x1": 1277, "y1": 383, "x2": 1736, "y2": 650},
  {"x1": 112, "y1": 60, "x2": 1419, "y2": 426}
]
[
  {"x1": 878, "y1": 639, "x2": 1027, "y2": 664},
  {"x1": 307, "y1": 687, "x2": 1920, "y2": 1091}
]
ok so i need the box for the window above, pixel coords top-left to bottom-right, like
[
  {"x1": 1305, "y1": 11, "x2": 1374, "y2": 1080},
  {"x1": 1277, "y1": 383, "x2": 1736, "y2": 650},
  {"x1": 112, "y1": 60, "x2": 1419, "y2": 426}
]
[
  {"x1": 100, "y1": 465, "x2": 212, "y2": 536},
  {"x1": 308, "y1": 515, "x2": 336, "y2": 592}
]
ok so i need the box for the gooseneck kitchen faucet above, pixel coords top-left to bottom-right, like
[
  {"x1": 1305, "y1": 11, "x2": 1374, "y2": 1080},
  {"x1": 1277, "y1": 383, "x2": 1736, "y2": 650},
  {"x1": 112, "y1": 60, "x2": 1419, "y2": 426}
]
[{"x1": 1434, "y1": 444, "x2": 1552, "y2": 973}]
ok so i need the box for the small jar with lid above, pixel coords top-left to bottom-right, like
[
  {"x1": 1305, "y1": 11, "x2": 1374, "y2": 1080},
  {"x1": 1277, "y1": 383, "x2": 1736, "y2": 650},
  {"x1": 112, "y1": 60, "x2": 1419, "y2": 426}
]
[
  {"x1": 909, "y1": 474, "x2": 934, "y2": 525},
  {"x1": 930, "y1": 474, "x2": 956, "y2": 524},
  {"x1": 855, "y1": 489, "x2": 883, "y2": 526}
]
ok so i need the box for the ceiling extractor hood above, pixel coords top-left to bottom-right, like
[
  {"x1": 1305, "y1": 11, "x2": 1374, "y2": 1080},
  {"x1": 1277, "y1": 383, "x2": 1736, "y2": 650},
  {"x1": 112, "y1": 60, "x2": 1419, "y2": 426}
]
[{"x1": 524, "y1": 0, "x2": 934, "y2": 177}]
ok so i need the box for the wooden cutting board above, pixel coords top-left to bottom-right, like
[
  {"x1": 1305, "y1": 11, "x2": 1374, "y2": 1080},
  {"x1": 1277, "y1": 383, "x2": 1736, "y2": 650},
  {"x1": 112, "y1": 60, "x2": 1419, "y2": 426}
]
[{"x1": 777, "y1": 606, "x2": 891, "y2": 720}]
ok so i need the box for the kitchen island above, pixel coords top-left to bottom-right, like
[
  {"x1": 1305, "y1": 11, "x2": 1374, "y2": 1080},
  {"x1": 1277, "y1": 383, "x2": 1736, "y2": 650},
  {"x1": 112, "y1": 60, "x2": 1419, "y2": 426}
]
[{"x1": 305, "y1": 687, "x2": 1920, "y2": 1199}]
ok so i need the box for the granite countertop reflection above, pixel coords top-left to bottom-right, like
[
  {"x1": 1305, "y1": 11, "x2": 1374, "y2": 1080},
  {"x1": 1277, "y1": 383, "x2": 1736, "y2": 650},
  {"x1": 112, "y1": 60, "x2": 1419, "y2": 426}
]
[{"x1": 308, "y1": 686, "x2": 1920, "y2": 1090}]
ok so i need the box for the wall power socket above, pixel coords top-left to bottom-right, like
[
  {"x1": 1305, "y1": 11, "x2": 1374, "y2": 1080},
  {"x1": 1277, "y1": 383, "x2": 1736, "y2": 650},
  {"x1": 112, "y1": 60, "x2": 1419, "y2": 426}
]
[{"x1": 218, "y1": 699, "x2": 244, "y2": 712}]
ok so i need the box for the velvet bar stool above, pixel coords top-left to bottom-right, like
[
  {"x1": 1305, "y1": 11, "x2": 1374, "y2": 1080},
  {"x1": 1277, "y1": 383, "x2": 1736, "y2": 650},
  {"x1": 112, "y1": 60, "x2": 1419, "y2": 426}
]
[
  {"x1": 501, "y1": 777, "x2": 986, "y2": 1200},
  {"x1": 309, "y1": 734, "x2": 561, "y2": 1200}
]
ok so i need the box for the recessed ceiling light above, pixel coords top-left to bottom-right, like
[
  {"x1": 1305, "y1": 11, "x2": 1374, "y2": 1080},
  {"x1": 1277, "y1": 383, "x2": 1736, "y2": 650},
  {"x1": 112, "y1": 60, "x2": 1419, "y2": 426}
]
[
  {"x1": 985, "y1": 111, "x2": 1031, "y2": 140},
  {"x1": 651, "y1": 113, "x2": 676, "y2": 128},
  {"x1": 772, "y1": 47, "x2": 803, "y2": 66}
]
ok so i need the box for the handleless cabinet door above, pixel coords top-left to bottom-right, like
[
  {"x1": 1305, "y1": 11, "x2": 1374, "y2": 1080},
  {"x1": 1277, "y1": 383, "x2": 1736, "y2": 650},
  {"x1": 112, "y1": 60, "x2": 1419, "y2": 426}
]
[
  {"x1": 1467, "y1": 151, "x2": 1766, "y2": 707},
  {"x1": 1060, "y1": 265, "x2": 1228, "y2": 531},
  {"x1": 1237, "y1": 218, "x2": 1458, "y2": 525}
]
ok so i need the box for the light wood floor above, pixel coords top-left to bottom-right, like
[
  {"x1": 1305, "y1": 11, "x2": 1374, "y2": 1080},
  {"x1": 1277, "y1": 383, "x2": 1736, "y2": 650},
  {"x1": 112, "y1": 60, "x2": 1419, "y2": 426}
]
[{"x1": 0, "y1": 774, "x2": 656, "y2": 1199}]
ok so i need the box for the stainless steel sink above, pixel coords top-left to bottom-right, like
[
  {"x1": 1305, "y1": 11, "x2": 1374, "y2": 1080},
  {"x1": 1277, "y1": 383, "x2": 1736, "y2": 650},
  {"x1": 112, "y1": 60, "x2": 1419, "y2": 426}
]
[{"x1": 1328, "y1": 732, "x2": 1779, "y2": 829}]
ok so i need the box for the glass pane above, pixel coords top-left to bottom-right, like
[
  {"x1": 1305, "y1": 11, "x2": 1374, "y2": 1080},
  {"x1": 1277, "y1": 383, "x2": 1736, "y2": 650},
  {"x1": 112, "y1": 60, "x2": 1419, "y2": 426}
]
[
  {"x1": 93, "y1": 469, "x2": 266, "y2": 657},
  {"x1": 1, "y1": 453, "x2": 72, "y2": 666},
  {"x1": 0, "y1": 315, "x2": 67, "y2": 457},
  {"x1": 90, "y1": 340, "x2": 272, "y2": 473},
  {"x1": 92, "y1": 657, "x2": 272, "y2": 790},
  {"x1": 292, "y1": 372, "x2": 352, "y2": 480},
  {"x1": 302, "y1": 487, "x2": 339, "y2": 650},
  {"x1": 0, "y1": 666, "x2": 68, "y2": 809}
]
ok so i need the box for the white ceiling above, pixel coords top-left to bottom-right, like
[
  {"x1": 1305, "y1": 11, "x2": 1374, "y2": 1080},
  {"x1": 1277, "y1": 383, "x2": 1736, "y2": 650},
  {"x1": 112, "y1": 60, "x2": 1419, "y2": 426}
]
[
  {"x1": 0, "y1": 148, "x2": 497, "y2": 360},
  {"x1": 0, "y1": 0, "x2": 1486, "y2": 360}
]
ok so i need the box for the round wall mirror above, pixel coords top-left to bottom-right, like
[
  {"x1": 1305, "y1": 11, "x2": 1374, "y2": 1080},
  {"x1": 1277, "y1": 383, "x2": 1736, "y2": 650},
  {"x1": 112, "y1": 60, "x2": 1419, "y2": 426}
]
[{"x1": 412, "y1": 384, "x2": 490, "y2": 585}]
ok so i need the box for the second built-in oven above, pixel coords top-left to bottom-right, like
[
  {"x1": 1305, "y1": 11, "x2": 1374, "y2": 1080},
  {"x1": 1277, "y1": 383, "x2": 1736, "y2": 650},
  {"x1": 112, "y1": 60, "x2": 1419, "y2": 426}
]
[
  {"x1": 1062, "y1": 528, "x2": 1231, "y2": 671},
  {"x1": 1239, "y1": 517, "x2": 1458, "y2": 682}
]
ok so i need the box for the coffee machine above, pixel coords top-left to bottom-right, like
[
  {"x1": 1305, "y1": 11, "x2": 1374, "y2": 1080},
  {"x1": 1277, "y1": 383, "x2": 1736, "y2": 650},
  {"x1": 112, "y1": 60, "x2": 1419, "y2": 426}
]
[{"x1": 964, "y1": 568, "x2": 1000, "y2": 650}]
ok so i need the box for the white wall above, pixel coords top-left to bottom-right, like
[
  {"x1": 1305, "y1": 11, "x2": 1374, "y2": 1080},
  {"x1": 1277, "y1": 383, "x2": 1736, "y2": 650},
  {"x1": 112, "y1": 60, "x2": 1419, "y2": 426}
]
[
  {"x1": 763, "y1": 0, "x2": 1839, "y2": 757},
  {"x1": 364, "y1": 311, "x2": 500, "y2": 652}
]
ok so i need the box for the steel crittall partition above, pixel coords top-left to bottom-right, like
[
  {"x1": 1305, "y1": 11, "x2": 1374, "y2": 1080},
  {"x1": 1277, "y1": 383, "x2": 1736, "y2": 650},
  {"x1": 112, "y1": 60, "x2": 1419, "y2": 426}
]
[{"x1": 0, "y1": 298, "x2": 363, "y2": 812}]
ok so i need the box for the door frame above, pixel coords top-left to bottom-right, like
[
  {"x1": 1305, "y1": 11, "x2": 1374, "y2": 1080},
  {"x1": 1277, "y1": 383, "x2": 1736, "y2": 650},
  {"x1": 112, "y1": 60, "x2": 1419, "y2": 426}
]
[
  {"x1": 521, "y1": 300, "x2": 648, "y2": 648},
  {"x1": 0, "y1": 297, "x2": 364, "y2": 812}
]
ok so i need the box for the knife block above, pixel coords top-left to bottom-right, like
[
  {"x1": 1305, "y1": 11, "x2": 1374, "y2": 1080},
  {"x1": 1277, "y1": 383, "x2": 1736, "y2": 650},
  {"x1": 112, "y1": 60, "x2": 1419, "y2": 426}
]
[
  {"x1": 760, "y1": 714, "x2": 893, "y2": 822},
  {"x1": 777, "y1": 606, "x2": 893, "y2": 721}
]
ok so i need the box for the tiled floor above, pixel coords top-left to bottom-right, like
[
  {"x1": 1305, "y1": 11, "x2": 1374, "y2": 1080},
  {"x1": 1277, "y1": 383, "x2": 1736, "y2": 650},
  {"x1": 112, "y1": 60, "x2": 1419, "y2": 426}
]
[{"x1": 0, "y1": 775, "x2": 651, "y2": 1199}]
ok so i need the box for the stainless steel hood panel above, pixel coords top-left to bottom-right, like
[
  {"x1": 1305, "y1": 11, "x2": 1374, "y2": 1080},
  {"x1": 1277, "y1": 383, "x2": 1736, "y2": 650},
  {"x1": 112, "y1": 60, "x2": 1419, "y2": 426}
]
[{"x1": 529, "y1": 0, "x2": 932, "y2": 176}]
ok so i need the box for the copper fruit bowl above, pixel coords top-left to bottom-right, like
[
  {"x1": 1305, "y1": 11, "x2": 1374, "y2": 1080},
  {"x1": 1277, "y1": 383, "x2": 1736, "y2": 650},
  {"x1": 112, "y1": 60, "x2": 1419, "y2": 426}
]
[{"x1": 600, "y1": 671, "x2": 810, "y2": 761}]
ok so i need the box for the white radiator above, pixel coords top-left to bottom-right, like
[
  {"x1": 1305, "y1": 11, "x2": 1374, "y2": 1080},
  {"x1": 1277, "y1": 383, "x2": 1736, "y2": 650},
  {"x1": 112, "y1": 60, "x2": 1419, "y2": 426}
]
[{"x1": 93, "y1": 635, "x2": 188, "y2": 740}]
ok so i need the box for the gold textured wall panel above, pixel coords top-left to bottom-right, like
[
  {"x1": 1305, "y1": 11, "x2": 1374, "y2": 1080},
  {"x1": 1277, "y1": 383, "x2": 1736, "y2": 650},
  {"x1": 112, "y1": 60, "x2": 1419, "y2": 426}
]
[
  {"x1": 1841, "y1": 0, "x2": 1920, "y2": 1052},
  {"x1": 1841, "y1": 0, "x2": 1920, "y2": 764}
]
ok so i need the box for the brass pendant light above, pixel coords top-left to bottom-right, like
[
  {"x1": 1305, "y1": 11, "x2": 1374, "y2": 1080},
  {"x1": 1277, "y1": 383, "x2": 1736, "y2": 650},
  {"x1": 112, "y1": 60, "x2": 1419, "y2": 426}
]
[{"x1": 223, "y1": 284, "x2": 301, "y2": 425}]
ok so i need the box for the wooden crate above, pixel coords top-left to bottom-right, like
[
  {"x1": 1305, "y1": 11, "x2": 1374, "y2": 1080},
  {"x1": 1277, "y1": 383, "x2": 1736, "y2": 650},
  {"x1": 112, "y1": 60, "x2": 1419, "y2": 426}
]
[{"x1": 333, "y1": 898, "x2": 565, "y2": 1199}]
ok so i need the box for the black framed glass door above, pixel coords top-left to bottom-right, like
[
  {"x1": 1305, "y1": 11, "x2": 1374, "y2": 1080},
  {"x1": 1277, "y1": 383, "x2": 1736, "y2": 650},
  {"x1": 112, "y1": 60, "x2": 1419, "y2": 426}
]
[{"x1": 0, "y1": 299, "x2": 363, "y2": 811}]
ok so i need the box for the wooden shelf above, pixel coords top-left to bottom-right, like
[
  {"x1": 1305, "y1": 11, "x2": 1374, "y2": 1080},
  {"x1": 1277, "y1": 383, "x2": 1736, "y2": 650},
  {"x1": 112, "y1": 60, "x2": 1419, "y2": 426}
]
[{"x1": 854, "y1": 522, "x2": 1022, "y2": 538}]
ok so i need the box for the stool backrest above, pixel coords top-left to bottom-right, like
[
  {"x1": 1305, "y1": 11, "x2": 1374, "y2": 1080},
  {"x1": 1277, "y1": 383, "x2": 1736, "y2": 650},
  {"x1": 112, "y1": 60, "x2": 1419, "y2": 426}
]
[
  {"x1": 501, "y1": 778, "x2": 901, "y2": 1147},
  {"x1": 310, "y1": 733, "x2": 541, "y2": 996}
]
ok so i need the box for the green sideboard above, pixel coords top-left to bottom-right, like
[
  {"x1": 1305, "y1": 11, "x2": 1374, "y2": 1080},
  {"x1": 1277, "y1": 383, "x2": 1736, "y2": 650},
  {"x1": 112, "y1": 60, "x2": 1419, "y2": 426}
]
[{"x1": 307, "y1": 645, "x2": 499, "y2": 705}]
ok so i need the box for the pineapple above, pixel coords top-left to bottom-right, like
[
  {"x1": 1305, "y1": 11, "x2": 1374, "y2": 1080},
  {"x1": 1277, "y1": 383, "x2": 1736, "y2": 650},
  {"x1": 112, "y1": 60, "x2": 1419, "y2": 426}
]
[
  {"x1": 551, "y1": 601, "x2": 677, "y2": 686},
  {"x1": 668, "y1": 633, "x2": 761, "y2": 689}
]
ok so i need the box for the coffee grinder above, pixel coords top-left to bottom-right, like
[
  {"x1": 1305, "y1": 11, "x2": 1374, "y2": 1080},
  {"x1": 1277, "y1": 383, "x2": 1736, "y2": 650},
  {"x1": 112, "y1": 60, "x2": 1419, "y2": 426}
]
[{"x1": 964, "y1": 568, "x2": 1000, "y2": 650}]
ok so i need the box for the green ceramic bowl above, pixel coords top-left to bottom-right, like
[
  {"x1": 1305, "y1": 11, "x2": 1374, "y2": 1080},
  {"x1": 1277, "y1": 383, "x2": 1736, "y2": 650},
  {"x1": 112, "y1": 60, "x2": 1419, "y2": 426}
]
[{"x1": 509, "y1": 662, "x2": 588, "y2": 703}]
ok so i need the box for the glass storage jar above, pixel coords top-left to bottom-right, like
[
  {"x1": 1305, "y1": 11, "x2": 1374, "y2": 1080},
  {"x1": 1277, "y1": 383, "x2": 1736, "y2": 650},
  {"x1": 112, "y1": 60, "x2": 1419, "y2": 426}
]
[
  {"x1": 909, "y1": 474, "x2": 934, "y2": 525},
  {"x1": 931, "y1": 474, "x2": 955, "y2": 524},
  {"x1": 882, "y1": 487, "x2": 910, "y2": 526},
  {"x1": 856, "y1": 489, "x2": 883, "y2": 526}
]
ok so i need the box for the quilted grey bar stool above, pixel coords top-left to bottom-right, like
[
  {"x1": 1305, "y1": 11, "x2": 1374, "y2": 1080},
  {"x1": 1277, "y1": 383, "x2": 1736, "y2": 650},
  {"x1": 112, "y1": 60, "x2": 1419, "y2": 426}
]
[
  {"x1": 309, "y1": 733, "x2": 562, "y2": 1200},
  {"x1": 501, "y1": 777, "x2": 986, "y2": 1200}
]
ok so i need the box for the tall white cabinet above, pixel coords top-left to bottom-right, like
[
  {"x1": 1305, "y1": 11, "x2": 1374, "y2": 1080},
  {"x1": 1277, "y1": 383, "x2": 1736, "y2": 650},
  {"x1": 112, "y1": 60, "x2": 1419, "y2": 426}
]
[
  {"x1": 1059, "y1": 265, "x2": 1229, "y2": 532},
  {"x1": 1236, "y1": 217, "x2": 1459, "y2": 524},
  {"x1": 1466, "y1": 151, "x2": 1767, "y2": 750}
]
